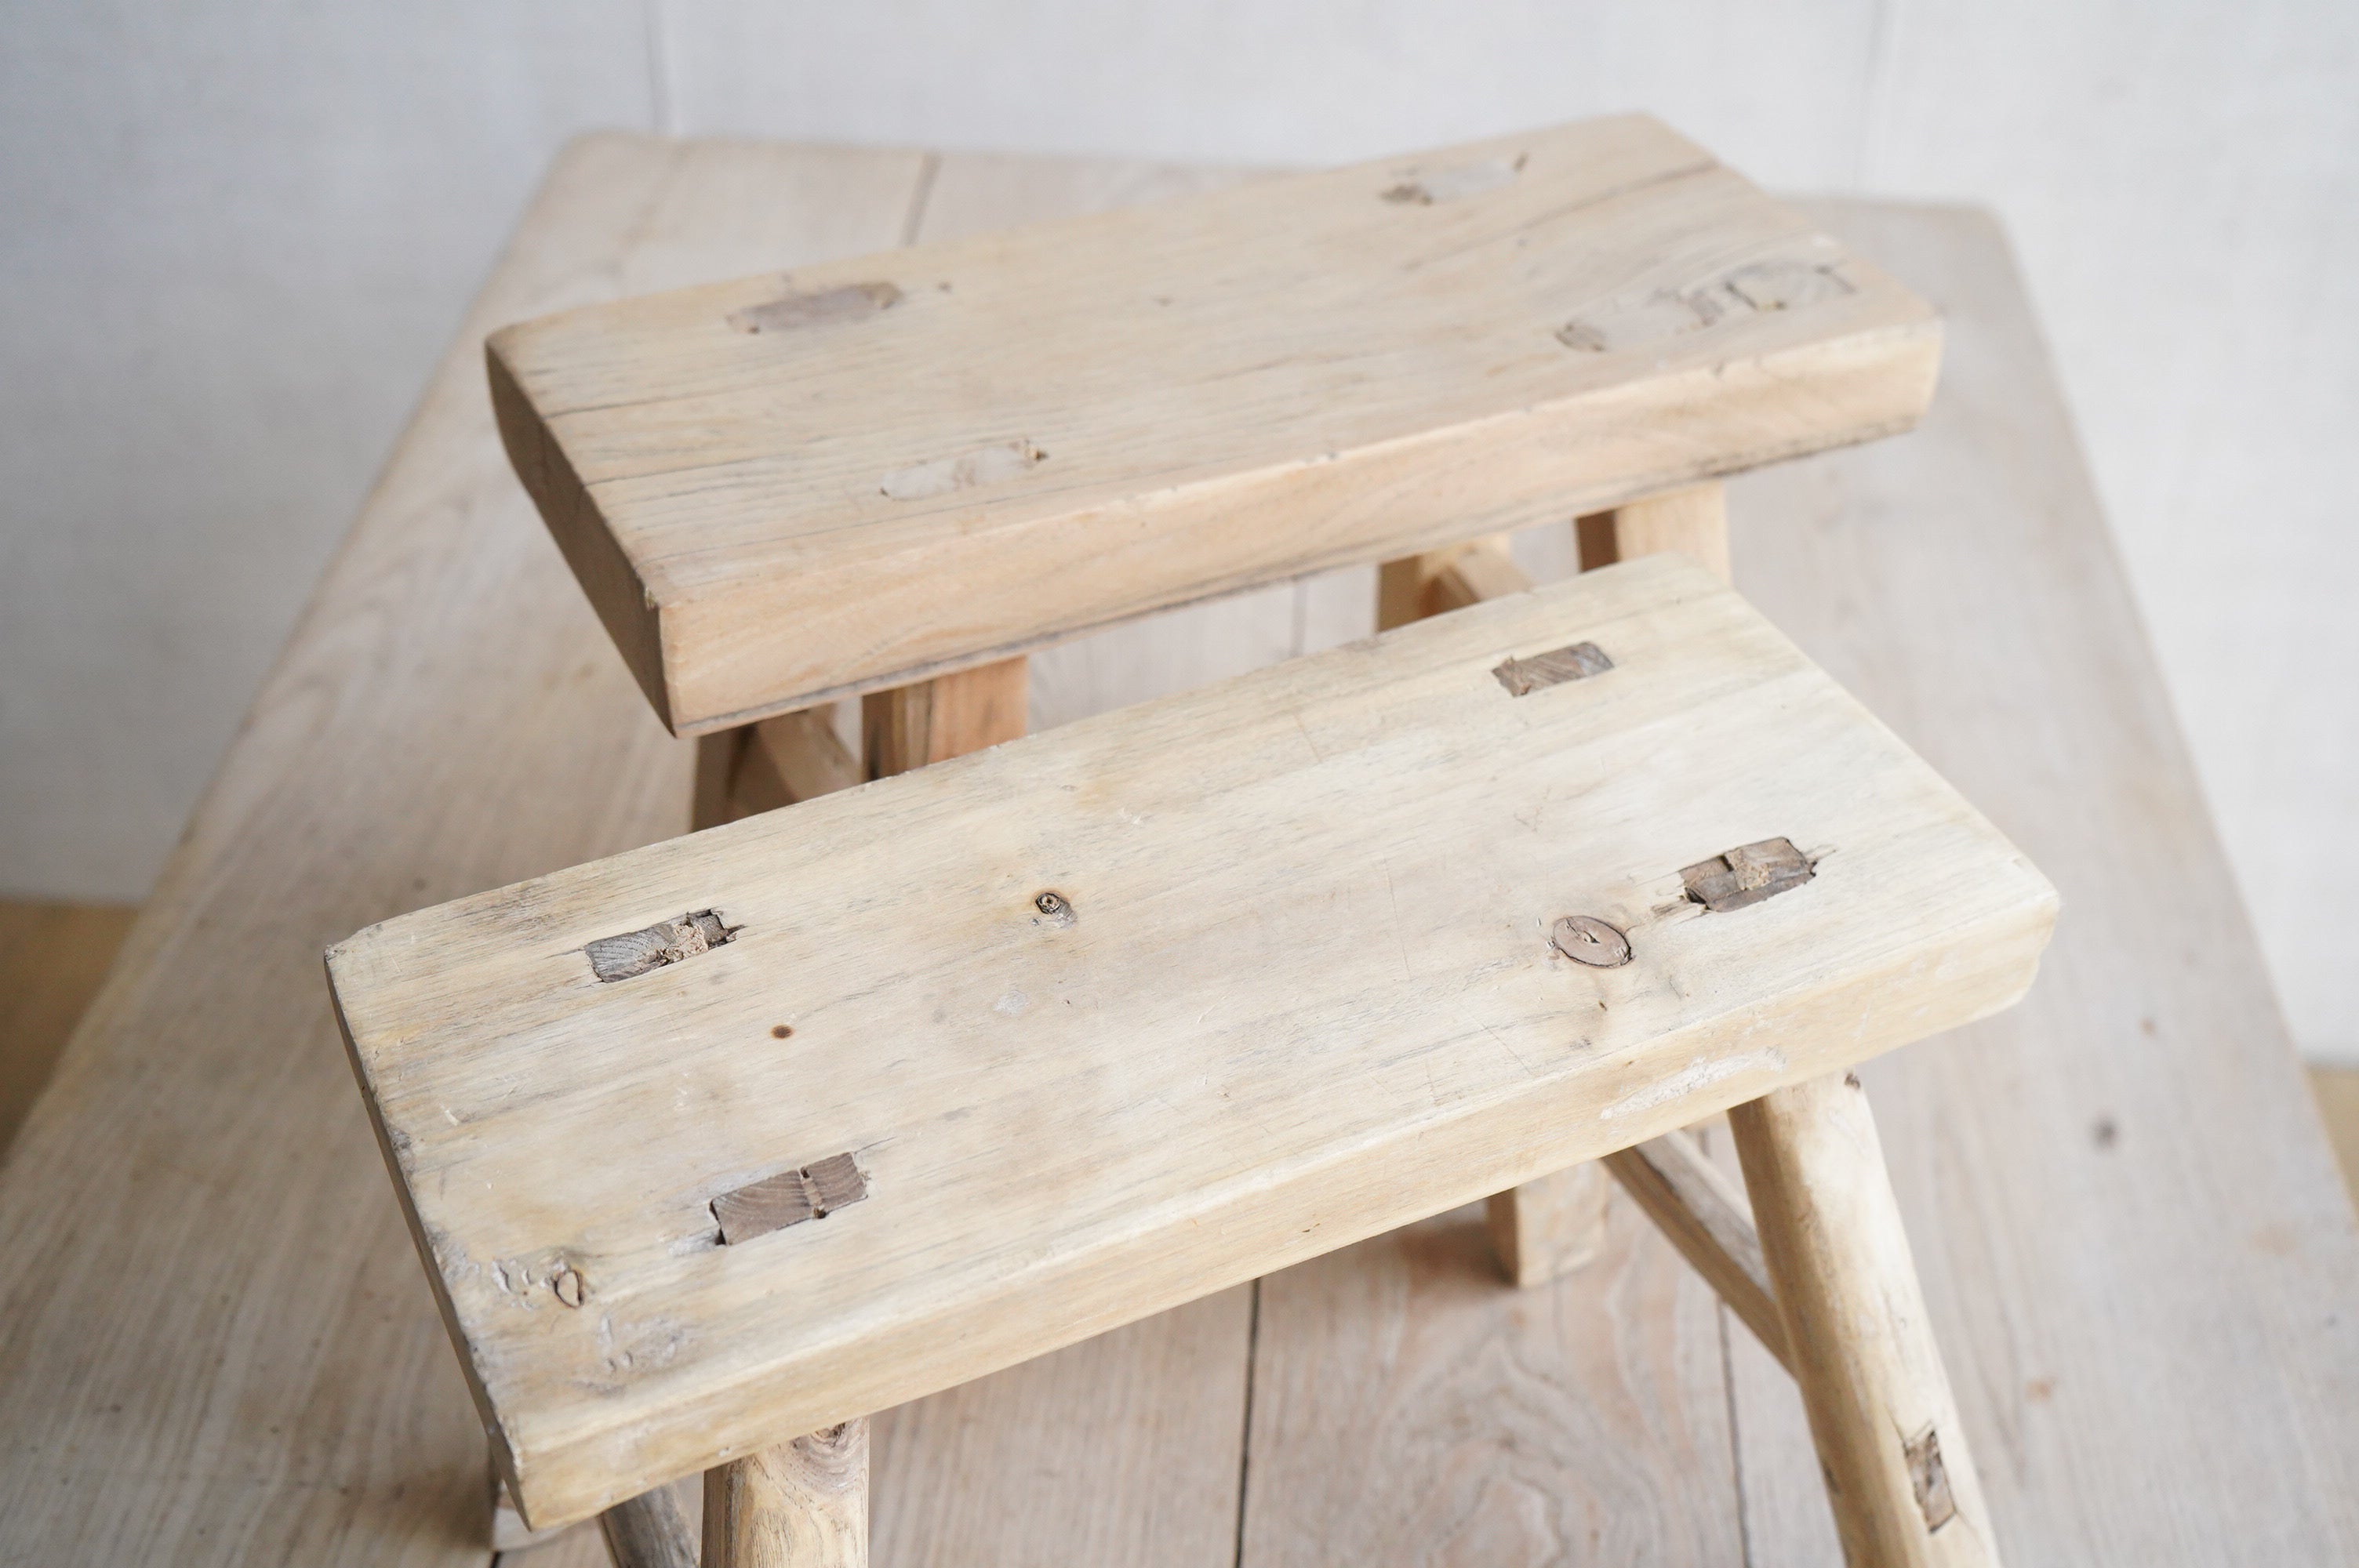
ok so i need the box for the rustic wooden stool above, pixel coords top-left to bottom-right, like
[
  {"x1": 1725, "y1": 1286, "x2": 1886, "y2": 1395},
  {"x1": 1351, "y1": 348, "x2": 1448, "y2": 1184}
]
[{"x1": 330, "y1": 117, "x2": 2052, "y2": 1566}]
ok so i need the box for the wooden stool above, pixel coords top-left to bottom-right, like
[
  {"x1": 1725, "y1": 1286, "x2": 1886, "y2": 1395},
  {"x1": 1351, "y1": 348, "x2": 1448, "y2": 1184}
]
[{"x1": 333, "y1": 117, "x2": 2046, "y2": 1566}]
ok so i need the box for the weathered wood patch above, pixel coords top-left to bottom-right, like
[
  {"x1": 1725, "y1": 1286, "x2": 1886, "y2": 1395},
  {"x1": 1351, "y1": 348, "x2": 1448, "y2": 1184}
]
[
  {"x1": 725, "y1": 280, "x2": 901, "y2": 334},
  {"x1": 713, "y1": 1153, "x2": 867, "y2": 1245},
  {"x1": 1681, "y1": 838, "x2": 1815, "y2": 913},
  {"x1": 1557, "y1": 260, "x2": 1854, "y2": 354},
  {"x1": 1380, "y1": 153, "x2": 1525, "y2": 205},
  {"x1": 879, "y1": 438, "x2": 1043, "y2": 501},
  {"x1": 1905, "y1": 1422, "x2": 1958, "y2": 1530},
  {"x1": 1493, "y1": 641, "x2": 1613, "y2": 695},
  {"x1": 584, "y1": 909, "x2": 735, "y2": 982}
]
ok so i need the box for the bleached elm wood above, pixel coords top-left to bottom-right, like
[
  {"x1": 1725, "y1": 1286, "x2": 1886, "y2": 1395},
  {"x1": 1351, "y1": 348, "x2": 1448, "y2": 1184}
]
[
  {"x1": 1578, "y1": 484, "x2": 1732, "y2": 581},
  {"x1": 1398, "y1": 524, "x2": 1785, "y2": 1319},
  {"x1": 857, "y1": 151, "x2": 1257, "y2": 1568},
  {"x1": 1715, "y1": 199, "x2": 2359, "y2": 1565},
  {"x1": 1425, "y1": 539, "x2": 1539, "y2": 616},
  {"x1": 694, "y1": 731, "x2": 747, "y2": 833},
  {"x1": 1374, "y1": 535, "x2": 1514, "y2": 630},
  {"x1": 731, "y1": 708, "x2": 863, "y2": 819},
  {"x1": 697, "y1": 586, "x2": 1024, "y2": 1567},
  {"x1": 10, "y1": 143, "x2": 2346, "y2": 1568},
  {"x1": 326, "y1": 555, "x2": 2055, "y2": 1526},
  {"x1": 1482, "y1": 1163, "x2": 1609, "y2": 1287},
  {"x1": 600, "y1": 1484, "x2": 697, "y2": 1568},
  {"x1": 1599, "y1": 1131, "x2": 1785, "y2": 1369},
  {"x1": 489, "y1": 114, "x2": 1941, "y2": 735},
  {"x1": 1732, "y1": 1073, "x2": 1997, "y2": 1565},
  {"x1": 1239, "y1": 1190, "x2": 1747, "y2": 1566},
  {"x1": 1588, "y1": 471, "x2": 1993, "y2": 1553},
  {"x1": 1371, "y1": 534, "x2": 1623, "y2": 1289},
  {"x1": 0, "y1": 137, "x2": 931, "y2": 1566},
  {"x1": 1230, "y1": 198, "x2": 2359, "y2": 1566},
  {"x1": 862, "y1": 657, "x2": 1028, "y2": 779},
  {"x1": 703, "y1": 1424, "x2": 867, "y2": 1568},
  {"x1": 495, "y1": 1452, "x2": 568, "y2": 1551}
]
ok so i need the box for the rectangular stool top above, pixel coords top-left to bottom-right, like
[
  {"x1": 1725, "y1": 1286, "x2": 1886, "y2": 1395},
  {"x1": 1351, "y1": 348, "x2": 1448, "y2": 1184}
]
[
  {"x1": 328, "y1": 556, "x2": 2054, "y2": 1527},
  {"x1": 489, "y1": 114, "x2": 1941, "y2": 734}
]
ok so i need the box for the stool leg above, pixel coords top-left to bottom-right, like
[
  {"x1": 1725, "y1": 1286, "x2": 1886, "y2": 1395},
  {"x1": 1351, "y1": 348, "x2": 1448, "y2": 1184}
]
[
  {"x1": 1375, "y1": 534, "x2": 1517, "y2": 630},
  {"x1": 863, "y1": 655, "x2": 1028, "y2": 775},
  {"x1": 1484, "y1": 1161, "x2": 1608, "y2": 1285},
  {"x1": 692, "y1": 729, "x2": 748, "y2": 831},
  {"x1": 1574, "y1": 481, "x2": 1731, "y2": 579},
  {"x1": 1730, "y1": 1073, "x2": 1999, "y2": 1567},
  {"x1": 601, "y1": 1483, "x2": 698, "y2": 1568},
  {"x1": 702, "y1": 1421, "x2": 868, "y2": 1568},
  {"x1": 693, "y1": 708, "x2": 863, "y2": 830}
]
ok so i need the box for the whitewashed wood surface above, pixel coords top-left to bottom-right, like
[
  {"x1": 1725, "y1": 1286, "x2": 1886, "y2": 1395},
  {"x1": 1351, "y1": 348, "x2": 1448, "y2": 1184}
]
[{"x1": 0, "y1": 140, "x2": 2350, "y2": 1567}]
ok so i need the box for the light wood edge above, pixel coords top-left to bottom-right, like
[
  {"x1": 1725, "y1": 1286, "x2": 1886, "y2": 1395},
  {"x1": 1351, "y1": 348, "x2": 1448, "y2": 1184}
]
[
  {"x1": 492, "y1": 1453, "x2": 569, "y2": 1552},
  {"x1": 1732, "y1": 1074, "x2": 2001, "y2": 1566},
  {"x1": 489, "y1": 342, "x2": 675, "y2": 729}
]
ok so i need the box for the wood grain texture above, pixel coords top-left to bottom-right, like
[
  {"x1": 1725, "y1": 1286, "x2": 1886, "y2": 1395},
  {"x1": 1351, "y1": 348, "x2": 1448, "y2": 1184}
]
[
  {"x1": 599, "y1": 1483, "x2": 696, "y2": 1568},
  {"x1": 868, "y1": 1286, "x2": 1249, "y2": 1568},
  {"x1": 1375, "y1": 535, "x2": 1515, "y2": 631},
  {"x1": 852, "y1": 153, "x2": 1259, "y2": 1568},
  {"x1": 5, "y1": 139, "x2": 2351, "y2": 1568},
  {"x1": 328, "y1": 555, "x2": 2055, "y2": 1526},
  {"x1": 1240, "y1": 1192, "x2": 1746, "y2": 1566},
  {"x1": 862, "y1": 656, "x2": 1027, "y2": 778},
  {"x1": 703, "y1": 1424, "x2": 866, "y2": 1568},
  {"x1": 731, "y1": 709, "x2": 863, "y2": 819},
  {"x1": 0, "y1": 899, "x2": 135, "y2": 1160},
  {"x1": 489, "y1": 115, "x2": 1941, "y2": 733},
  {"x1": 1371, "y1": 533, "x2": 1619, "y2": 1293},
  {"x1": 1601, "y1": 1131, "x2": 1785, "y2": 1370},
  {"x1": 1577, "y1": 484, "x2": 1732, "y2": 581},
  {"x1": 1732, "y1": 1073, "x2": 1997, "y2": 1565},
  {"x1": 0, "y1": 134, "x2": 934, "y2": 1567},
  {"x1": 1717, "y1": 199, "x2": 2359, "y2": 1565},
  {"x1": 1483, "y1": 1163, "x2": 1608, "y2": 1287}
]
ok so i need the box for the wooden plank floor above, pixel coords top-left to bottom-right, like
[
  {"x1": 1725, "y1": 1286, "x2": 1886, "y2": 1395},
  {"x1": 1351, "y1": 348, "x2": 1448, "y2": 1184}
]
[{"x1": 2, "y1": 143, "x2": 2355, "y2": 1566}]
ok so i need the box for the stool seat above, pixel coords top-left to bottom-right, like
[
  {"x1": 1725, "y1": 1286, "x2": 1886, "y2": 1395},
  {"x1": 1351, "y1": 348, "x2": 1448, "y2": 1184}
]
[
  {"x1": 326, "y1": 554, "x2": 2055, "y2": 1529},
  {"x1": 488, "y1": 114, "x2": 1939, "y2": 735}
]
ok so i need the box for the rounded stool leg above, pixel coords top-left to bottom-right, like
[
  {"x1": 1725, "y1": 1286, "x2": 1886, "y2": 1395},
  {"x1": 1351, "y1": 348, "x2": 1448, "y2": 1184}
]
[
  {"x1": 700, "y1": 1419, "x2": 868, "y2": 1568},
  {"x1": 1731, "y1": 1072, "x2": 2000, "y2": 1567}
]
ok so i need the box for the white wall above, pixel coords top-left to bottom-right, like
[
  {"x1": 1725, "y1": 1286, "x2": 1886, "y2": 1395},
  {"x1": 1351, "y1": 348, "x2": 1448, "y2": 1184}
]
[{"x1": 3, "y1": 1, "x2": 2353, "y2": 1060}]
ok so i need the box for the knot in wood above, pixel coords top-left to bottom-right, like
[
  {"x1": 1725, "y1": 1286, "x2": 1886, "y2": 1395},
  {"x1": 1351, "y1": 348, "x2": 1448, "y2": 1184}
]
[{"x1": 1551, "y1": 915, "x2": 1631, "y2": 968}]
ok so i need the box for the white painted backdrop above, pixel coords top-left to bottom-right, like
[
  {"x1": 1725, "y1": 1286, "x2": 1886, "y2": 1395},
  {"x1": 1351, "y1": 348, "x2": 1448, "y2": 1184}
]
[{"x1": 2, "y1": 1, "x2": 2353, "y2": 1060}]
